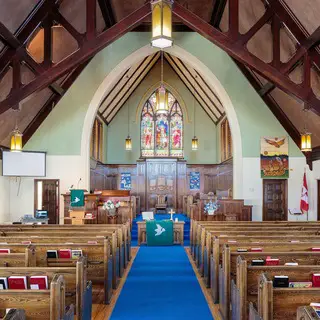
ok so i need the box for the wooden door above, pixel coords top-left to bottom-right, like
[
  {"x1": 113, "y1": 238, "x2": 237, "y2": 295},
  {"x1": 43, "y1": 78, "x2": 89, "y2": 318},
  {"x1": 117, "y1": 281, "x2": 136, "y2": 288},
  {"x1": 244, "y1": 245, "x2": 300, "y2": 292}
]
[
  {"x1": 34, "y1": 180, "x2": 60, "y2": 224},
  {"x1": 263, "y1": 179, "x2": 287, "y2": 221}
]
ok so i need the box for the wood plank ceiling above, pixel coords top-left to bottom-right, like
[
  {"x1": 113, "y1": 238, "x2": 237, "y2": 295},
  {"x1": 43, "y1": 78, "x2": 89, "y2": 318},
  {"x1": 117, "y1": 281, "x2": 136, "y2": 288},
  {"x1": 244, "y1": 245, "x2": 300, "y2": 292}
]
[
  {"x1": 0, "y1": 0, "x2": 319, "y2": 161},
  {"x1": 98, "y1": 51, "x2": 225, "y2": 125}
]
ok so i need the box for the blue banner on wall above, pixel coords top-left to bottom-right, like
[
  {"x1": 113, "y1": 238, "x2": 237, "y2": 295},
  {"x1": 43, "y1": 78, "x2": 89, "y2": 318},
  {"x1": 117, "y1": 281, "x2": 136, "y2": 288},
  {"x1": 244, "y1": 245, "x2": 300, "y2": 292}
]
[
  {"x1": 190, "y1": 172, "x2": 200, "y2": 190},
  {"x1": 120, "y1": 173, "x2": 131, "y2": 190}
]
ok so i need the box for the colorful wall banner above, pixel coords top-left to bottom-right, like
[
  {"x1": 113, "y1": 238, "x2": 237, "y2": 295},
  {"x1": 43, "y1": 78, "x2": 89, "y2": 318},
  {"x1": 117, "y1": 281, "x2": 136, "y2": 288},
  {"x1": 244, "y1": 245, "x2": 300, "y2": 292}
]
[
  {"x1": 260, "y1": 136, "x2": 289, "y2": 179},
  {"x1": 190, "y1": 172, "x2": 200, "y2": 190},
  {"x1": 120, "y1": 173, "x2": 131, "y2": 190}
]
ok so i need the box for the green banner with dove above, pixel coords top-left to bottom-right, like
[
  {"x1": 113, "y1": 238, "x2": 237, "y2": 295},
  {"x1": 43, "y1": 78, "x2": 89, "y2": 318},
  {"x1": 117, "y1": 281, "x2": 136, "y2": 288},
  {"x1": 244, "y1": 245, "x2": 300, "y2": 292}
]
[
  {"x1": 146, "y1": 220, "x2": 173, "y2": 246},
  {"x1": 70, "y1": 189, "x2": 85, "y2": 207}
]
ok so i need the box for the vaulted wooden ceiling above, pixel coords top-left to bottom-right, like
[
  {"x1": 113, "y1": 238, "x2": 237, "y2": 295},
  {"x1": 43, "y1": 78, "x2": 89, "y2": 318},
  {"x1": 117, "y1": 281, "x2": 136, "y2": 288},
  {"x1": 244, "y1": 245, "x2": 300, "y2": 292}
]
[{"x1": 0, "y1": 0, "x2": 320, "y2": 163}]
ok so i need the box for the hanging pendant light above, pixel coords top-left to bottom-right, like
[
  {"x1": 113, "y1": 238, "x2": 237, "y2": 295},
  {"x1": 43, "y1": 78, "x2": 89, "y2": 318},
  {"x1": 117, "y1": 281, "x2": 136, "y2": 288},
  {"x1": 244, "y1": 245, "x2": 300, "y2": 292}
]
[
  {"x1": 191, "y1": 75, "x2": 198, "y2": 150},
  {"x1": 300, "y1": 105, "x2": 312, "y2": 152},
  {"x1": 155, "y1": 51, "x2": 169, "y2": 114},
  {"x1": 11, "y1": 127, "x2": 23, "y2": 152},
  {"x1": 11, "y1": 111, "x2": 22, "y2": 152},
  {"x1": 151, "y1": 0, "x2": 173, "y2": 49},
  {"x1": 125, "y1": 136, "x2": 132, "y2": 151}
]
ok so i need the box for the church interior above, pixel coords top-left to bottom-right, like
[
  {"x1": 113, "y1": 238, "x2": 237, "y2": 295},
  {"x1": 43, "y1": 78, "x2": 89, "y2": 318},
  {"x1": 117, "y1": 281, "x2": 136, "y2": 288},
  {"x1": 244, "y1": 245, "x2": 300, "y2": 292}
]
[{"x1": 0, "y1": 0, "x2": 320, "y2": 319}]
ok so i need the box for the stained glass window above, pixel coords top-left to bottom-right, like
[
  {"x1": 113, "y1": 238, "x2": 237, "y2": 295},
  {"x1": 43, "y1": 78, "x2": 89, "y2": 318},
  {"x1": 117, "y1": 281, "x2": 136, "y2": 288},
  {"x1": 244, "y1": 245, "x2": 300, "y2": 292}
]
[{"x1": 141, "y1": 89, "x2": 183, "y2": 158}]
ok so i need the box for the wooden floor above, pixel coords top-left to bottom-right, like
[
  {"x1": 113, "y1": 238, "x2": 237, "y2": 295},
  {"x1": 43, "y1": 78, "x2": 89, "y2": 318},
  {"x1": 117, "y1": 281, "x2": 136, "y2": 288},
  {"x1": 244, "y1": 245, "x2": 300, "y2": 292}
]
[
  {"x1": 91, "y1": 247, "x2": 220, "y2": 320},
  {"x1": 91, "y1": 247, "x2": 139, "y2": 320}
]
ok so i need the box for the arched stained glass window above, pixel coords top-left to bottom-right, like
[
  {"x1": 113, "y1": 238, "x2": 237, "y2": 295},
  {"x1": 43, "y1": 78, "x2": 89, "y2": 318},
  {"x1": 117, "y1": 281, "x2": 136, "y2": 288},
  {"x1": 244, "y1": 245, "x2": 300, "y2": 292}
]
[{"x1": 141, "y1": 90, "x2": 183, "y2": 158}]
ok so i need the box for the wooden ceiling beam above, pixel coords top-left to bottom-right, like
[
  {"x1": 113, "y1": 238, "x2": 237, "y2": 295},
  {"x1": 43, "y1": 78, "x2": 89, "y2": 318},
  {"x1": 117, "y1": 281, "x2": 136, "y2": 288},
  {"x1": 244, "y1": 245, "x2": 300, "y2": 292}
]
[
  {"x1": 98, "y1": 0, "x2": 116, "y2": 28},
  {"x1": 0, "y1": 0, "x2": 59, "y2": 76},
  {"x1": 0, "y1": 20, "x2": 64, "y2": 96},
  {"x1": 172, "y1": 2, "x2": 320, "y2": 115},
  {"x1": 0, "y1": 2, "x2": 151, "y2": 115},
  {"x1": 210, "y1": 0, "x2": 227, "y2": 28}
]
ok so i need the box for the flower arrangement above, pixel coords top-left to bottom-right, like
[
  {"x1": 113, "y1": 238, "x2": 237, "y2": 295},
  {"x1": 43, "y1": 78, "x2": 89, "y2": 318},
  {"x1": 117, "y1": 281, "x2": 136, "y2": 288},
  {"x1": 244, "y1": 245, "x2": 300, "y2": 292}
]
[
  {"x1": 204, "y1": 200, "x2": 219, "y2": 215},
  {"x1": 103, "y1": 200, "x2": 121, "y2": 211}
]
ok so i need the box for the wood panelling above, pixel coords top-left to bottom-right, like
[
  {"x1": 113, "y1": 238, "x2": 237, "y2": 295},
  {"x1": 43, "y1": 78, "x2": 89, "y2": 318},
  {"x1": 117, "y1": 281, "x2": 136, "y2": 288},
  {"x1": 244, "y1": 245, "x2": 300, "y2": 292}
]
[{"x1": 90, "y1": 159, "x2": 233, "y2": 214}]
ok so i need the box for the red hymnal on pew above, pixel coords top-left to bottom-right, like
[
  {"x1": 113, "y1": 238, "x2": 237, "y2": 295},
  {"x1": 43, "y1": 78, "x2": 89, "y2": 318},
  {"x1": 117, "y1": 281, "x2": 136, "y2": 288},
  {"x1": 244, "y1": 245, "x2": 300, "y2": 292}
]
[
  {"x1": 251, "y1": 248, "x2": 262, "y2": 252},
  {"x1": 8, "y1": 276, "x2": 27, "y2": 289},
  {"x1": 58, "y1": 249, "x2": 72, "y2": 259},
  {"x1": 30, "y1": 276, "x2": 48, "y2": 290},
  {"x1": 0, "y1": 249, "x2": 10, "y2": 254},
  {"x1": 266, "y1": 256, "x2": 279, "y2": 266},
  {"x1": 312, "y1": 248, "x2": 320, "y2": 252},
  {"x1": 312, "y1": 274, "x2": 320, "y2": 287}
]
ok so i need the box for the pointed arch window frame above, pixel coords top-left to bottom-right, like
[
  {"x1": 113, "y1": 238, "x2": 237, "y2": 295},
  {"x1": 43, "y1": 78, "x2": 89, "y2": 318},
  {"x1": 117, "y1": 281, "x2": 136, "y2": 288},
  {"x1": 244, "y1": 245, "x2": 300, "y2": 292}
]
[{"x1": 141, "y1": 90, "x2": 184, "y2": 158}]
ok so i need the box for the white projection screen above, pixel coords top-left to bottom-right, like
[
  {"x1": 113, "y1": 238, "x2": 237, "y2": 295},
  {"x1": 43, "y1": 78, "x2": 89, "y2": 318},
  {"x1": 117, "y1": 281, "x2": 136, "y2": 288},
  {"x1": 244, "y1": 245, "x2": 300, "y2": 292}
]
[{"x1": 2, "y1": 151, "x2": 46, "y2": 177}]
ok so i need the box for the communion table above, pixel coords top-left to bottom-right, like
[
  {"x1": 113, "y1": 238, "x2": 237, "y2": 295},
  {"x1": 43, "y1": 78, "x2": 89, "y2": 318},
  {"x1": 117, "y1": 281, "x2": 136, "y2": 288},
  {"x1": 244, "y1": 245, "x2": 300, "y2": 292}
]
[{"x1": 137, "y1": 220, "x2": 185, "y2": 246}]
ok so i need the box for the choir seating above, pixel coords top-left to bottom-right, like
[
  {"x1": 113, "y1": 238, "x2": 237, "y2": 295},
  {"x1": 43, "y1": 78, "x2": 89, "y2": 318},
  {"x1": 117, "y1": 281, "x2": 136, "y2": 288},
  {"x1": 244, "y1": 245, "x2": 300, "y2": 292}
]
[
  {"x1": 155, "y1": 195, "x2": 167, "y2": 213},
  {"x1": 0, "y1": 256, "x2": 91, "y2": 320},
  {"x1": 0, "y1": 274, "x2": 74, "y2": 320}
]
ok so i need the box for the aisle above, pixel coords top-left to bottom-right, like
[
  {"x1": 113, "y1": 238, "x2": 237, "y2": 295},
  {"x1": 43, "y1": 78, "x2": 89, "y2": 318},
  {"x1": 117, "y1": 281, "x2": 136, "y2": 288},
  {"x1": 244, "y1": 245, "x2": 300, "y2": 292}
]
[{"x1": 110, "y1": 246, "x2": 213, "y2": 320}]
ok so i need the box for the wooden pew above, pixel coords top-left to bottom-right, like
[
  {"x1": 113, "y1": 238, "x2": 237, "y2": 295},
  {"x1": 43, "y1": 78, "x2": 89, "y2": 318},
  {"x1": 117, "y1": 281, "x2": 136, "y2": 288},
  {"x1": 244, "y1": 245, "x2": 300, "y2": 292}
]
[
  {"x1": 0, "y1": 229, "x2": 127, "y2": 280},
  {"x1": 213, "y1": 243, "x2": 320, "y2": 317},
  {"x1": 0, "y1": 274, "x2": 74, "y2": 320},
  {"x1": 203, "y1": 233, "x2": 320, "y2": 288},
  {"x1": 0, "y1": 246, "x2": 36, "y2": 267},
  {"x1": 191, "y1": 220, "x2": 320, "y2": 262},
  {"x1": 0, "y1": 239, "x2": 114, "y2": 305},
  {"x1": 258, "y1": 273, "x2": 320, "y2": 320},
  {"x1": 233, "y1": 254, "x2": 320, "y2": 320},
  {"x1": 0, "y1": 256, "x2": 90, "y2": 320}
]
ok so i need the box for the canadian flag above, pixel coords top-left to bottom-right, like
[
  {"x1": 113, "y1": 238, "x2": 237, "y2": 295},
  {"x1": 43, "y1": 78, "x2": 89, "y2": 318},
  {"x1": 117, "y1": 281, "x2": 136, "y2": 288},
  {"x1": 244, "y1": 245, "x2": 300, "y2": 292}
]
[{"x1": 300, "y1": 171, "x2": 309, "y2": 214}]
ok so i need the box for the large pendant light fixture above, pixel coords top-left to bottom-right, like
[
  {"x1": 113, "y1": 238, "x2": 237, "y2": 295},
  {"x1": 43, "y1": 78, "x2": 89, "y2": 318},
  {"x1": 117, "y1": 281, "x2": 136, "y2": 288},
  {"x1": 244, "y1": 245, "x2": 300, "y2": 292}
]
[
  {"x1": 301, "y1": 105, "x2": 312, "y2": 152},
  {"x1": 192, "y1": 75, "x2": 198, "y2": 151},
  {"x1": 125, "y1": 77, "x2": 132, "y2": 151},
  {"x1": 155, "y1": 51, "x2": 169, "y2": 114},
  {"x1": 10, "y1": 111, "x2": 23, "y2": 152},
  {"x1": 151, "y1": 0, "x2": 173, "y2": 49}
]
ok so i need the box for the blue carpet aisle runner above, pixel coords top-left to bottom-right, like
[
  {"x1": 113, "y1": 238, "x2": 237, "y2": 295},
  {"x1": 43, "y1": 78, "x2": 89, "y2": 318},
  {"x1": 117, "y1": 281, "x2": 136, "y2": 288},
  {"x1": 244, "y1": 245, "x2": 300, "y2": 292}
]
[
  {"x1": 131, "y1": 213, "x2": 191, "y2": 246},
  {"x1": 110, "y1": 246, "x2": 213, "y2": 320}
]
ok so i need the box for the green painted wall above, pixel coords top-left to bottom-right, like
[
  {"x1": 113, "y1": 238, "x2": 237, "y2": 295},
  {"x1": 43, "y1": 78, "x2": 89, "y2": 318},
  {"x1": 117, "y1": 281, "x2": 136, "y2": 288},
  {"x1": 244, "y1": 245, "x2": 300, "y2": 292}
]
[
  {"x1": 105, "y1": 60, "x2": 217, "y2": 164},
  {"x1": 25, "y1": 32, "x2": 303, "y2": 158}
]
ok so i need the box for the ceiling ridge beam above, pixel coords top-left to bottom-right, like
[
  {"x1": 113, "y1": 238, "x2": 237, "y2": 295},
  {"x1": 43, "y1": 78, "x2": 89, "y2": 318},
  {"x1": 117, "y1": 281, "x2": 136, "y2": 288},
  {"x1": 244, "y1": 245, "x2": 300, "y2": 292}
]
[{"x1": 0, "y1": 2, "x2": 152, "y2": 114}]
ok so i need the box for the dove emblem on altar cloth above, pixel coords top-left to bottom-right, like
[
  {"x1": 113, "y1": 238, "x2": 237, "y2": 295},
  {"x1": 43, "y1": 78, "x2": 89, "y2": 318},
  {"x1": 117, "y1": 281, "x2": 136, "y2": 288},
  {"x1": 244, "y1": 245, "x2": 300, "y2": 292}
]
[
  {"x1": 71, "y1": 197, "x2": 80, "y2": 204},
  {"x1": 155, "y1": 224, "x2": 166, "y2": 236}
]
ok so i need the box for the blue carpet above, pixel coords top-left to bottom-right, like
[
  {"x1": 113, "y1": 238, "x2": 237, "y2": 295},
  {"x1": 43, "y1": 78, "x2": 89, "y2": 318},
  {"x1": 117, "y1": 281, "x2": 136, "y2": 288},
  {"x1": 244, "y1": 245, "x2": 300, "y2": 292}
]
[
  {"x1": 110, "y1": 246, "x2": 213, "y2": 320},
  {"x1": 131, "y1": 214, "x2": 190, "y2": 247}
]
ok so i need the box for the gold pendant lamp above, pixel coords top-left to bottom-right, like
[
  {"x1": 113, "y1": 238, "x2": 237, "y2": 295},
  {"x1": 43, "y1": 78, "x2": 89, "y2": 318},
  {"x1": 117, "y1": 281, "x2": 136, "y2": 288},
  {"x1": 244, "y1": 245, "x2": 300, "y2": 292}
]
[
  {"x1": 155, "y1": 51, "x2": 169, "y2": 114},
  {"x1": 151, "y1": 0, "x2": 173, "y2": 49},
  {"x1": 301, "y1": 105, "x2": 312, "y2": 152}
]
